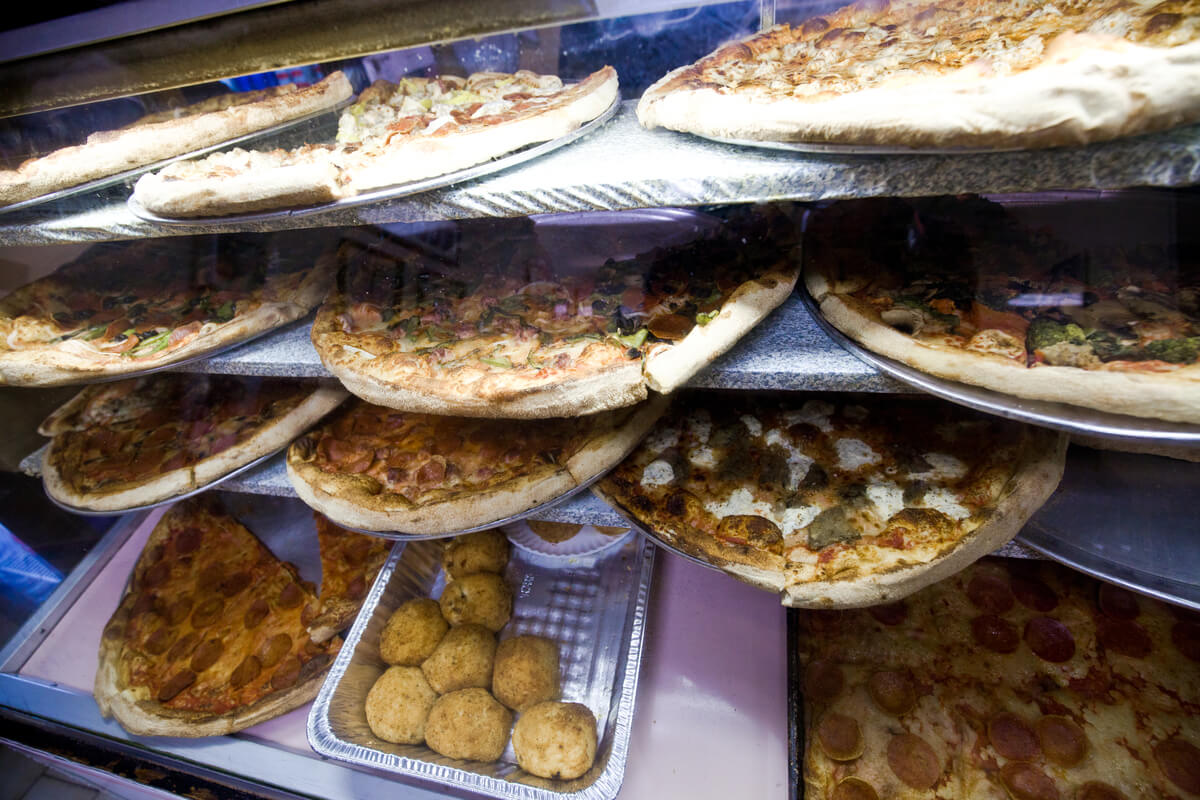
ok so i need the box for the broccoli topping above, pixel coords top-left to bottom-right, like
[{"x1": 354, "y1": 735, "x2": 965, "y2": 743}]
[
  {"x1": 1145, "y1": 337, "x2": 1200, "y2": 364},
  {"x1": 1026, "y1": 318, "x2": 1086, "y2": 353},
  {"x1": 1085, "y1": 330, "x2": 1144, "y2": 362}
]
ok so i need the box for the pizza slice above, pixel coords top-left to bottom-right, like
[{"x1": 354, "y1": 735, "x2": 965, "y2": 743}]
[
  {"x1": 0, "y1": 229, "x2": 338, "y2": 385},
  {"x1": 285, "y1": 394, "x2": 667, "y2": 534},
  {"x1": 307, "y1": 512, "x2": 393, "y2": 642},
  {"x1": 311, "y1": 207, "x2": 800, "y2": 418},
  {"x1": 596, "y1": 392, "x2": 1066, "y2": 607},
  {"x1": 131, "y1": 67, "x2": 617, "y2": 218},
  {"x1": 0, "y1": 72, "x2": 351, "y2": 207},
  {"x1": 95, "y1": 498, "x2": 342, "y2": 736},
  {"x1": 38, "y1": 374, "x2": 347, "y2": 512}
]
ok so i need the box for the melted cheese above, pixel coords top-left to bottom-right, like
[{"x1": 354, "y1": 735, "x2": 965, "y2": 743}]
[
  {"x1": 866, "y1": 482, "x2": 905, "y2": 523},
  {"x1": 835, "y1": 438, "x2": 881, "y2": 470},
  {"x1": 911, "y1": 452, "x2": 969, "y2": 482},
  {"x1": 641, "y1": 460, "x2": 675, "y2": 487},
  {"x1": 644, "y1": 425, "x2": 680, "y2": 454},
  {"x1": 740, "y1": 414, "x2": 764, "y2": 437},
  {"x1": 922, "y1": 487, "x2": 971, "y2": 520}
]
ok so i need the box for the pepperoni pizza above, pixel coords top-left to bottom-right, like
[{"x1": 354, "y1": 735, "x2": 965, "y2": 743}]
[{"x1": 796, "y1": 558, "x2": 1200, "y2": 799}]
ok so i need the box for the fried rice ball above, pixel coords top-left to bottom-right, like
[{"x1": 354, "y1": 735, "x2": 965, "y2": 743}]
[
  {"x1": 526, "y1": 521, "x2": 581, "y2": 543},
  {"x1": 424, "y1": 688, "x2": 513, "y2": 762},
  {"x1": 492, "y1": 635, "x2": 560, "y2": 711},
  {"x1": 512, "y1": 701, "x2": 598, "y2": 780},
  {"x1": 439, "y1": 572, "x2": 513, "y2": 631},
  {"x1": 442, "y1": 529, "x2": 510, "y2": 579},
  {"x1": 379, "y1": 598, "x2": 449, "y2": 666},
  {"x1": 421, "y1": 623, "x2": 497, "y2": 694},
  {"x1": 364, "y1": 665, "x2": 438, "y2": 744}
]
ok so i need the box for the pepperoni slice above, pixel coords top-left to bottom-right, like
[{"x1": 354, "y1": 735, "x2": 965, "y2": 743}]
[
  {"x1": 832, "y1": 777, "x2": 878, "y2": 800},
  {"x1": 999, "y1": 762, "x2": 1061, "y2": 800},
  {"x1": 869, "y1": 601, "x2": 908, "y2": 626},
  {"x1": 817, "y1": 712, "x2": 864, "y2": 761},
  {"x1": 269, "y1": 655, "x2": 302, "y2": 690},
  {"x1": 1172, "y1": 621, "x2": 1200, "y2": 663},
  {"x1": 142, "y1": 561, "x2": 170, "y2": 589},
  {"x1": 1011, "y1": 575, "x2": 1059, "y2": 612},
  {"x1": 165, "y1": 595, "x2": 193, "y2": 626},
  {"x1": 1154, "y1": 737, "x2": 1200, "y2": 794},
  {"x1": 1035, "y1": 715, "x2": 1087, "y2": 767},
  {"x1": 972, "y1": 614, "x2": 1020, "y2": 653},
  {"x1": 869, "y1": 670, "x2": 916, "y2": 715},
  {"x1": 887, "y1": 733, "x2": 941, "y2": 790},
  {"x1": 1096, "y1": 619, "x2": 1152, "y2": 659},
  {"x1": 1076, "y1": 782, "x2": 1127, "y2": 800},
  {"x1": 1097, "y1": 584, "x2": 1140, "y2": 620},
  {"x1": 968, "y1": 572, "x2": 1015, "y2": 614},
  {"x1": 189, "y1": 638, "x2": 224, "y2": 672},
  {"x1": 174, "y1": 526, "x2": 202, "y2": 555},
  {"x1": 143, "y1": 626, "x2": 176, "y2": 656},
  {"x1": 197, "y1": 564, "x2": 225, "y2": 594},
  {"x1": 260, "y1": 633, "x2": 292, "y2": 668},
  {"x1": 230, "y1": 655, "x2": 262, "y2": 689},
  {"x1": 1024, "y1": 617, "x2": 1075, "y2": 662},
  {"x1": 191, "y1": 597, "x2": 224, "y2": 628},
  {"x1": 220, "y1": 571, "x2": 252, "y2": 598},
  {"x1": 804, "y1": 660, "x2": 844, "y2": 702},
  {"x1": 277, "y1": 582, "x2": 304, "y2": 609},
  {"x1": 244, "y1": 598, "x2": 270, "y2": 630},
  {"x1": 988, "y1": 712, "x2": 1040, "y2": 761},
  {"x1": 157, "y1": 669, "x2": 196, "y2": 703},
  {"x1": 167, "y1": 631, "x2": 200, "y2": 664}
]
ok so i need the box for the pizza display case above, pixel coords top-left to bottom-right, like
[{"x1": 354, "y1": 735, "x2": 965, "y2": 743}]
[{"x1": 0, "y1": 1, "x2": 1198, "y2": 798}]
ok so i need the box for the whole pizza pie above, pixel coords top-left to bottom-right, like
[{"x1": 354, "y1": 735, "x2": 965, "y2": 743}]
[
  {"x1": 39, "y1": 374, "x2": 347, "y2": 511},
  {"x1": 95, "y1": 498, "x2": 362, "y2": 737},
  {"x1": 804, "y1": 196, "x2": 1200, "y2": 424},
  {"x1": 311, "y1": 209, "x2": 800, "y2": 417},
  {"x1": 132, "y1": 67, "x2": 618, "y2": 218},
  {"x1": 0, "y1": 229, "x2": 338, "y2": 385},
  {"x1": 595, "y1": 392, "x2": 1065, "y2": 607},
  {"x1": 797, "y1": 558, "x2": 1200, "y2": 799},
  {"x1": 0, "y1": 72, "x2": 351, "y2": 207},
  {"x1": 637, "y1": 0, "x2": 1200, "y2": 149},
  {"x1": 286, "y1": 395, "x2": 667, "y2": 534}
]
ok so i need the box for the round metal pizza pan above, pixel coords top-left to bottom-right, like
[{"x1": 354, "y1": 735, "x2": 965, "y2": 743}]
[
  {"x1": 41, "y1": 442, "x2": 290, "y2": 517},
  {"x1": 0, "y1": 98, "x2": 352, "y2": 217},
  {"x1": 801, "y1": 289, "x2": 1200, "y2": 444},
  {"x1": 590, "y1": 489, "x2": 723, "y2": 575},
  {"x1": 125, "y1": 95, "x2": 622, "y2": 226},
  {"x1": 692, "y1": 131, "x2": 1021, "y2": 156},
  {"x1": 328, "y1": 465, "x2": 620, "y2": 541},
  {"x1": 1016, "y1": 446, "x2": 1200, "y2": 611}
]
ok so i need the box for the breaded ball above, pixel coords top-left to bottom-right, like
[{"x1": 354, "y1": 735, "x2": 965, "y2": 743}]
[
  {"x1": 424, "y1": 688, "x2": 513, "y2": 762},
  {"x1": 526, "y1": 521, "x2": 581, "y2": 543},
  {"x1": 364, "y1": 665, "x2": 438, "y2": 744},
  {"x1": 439, "y1": 572, "x2": 512, "y2": 631},
  {"x1": 512, "y1": 701, "x2": 598, "y2": 780},
  {"x1": 492, "y1": 635, "x2": 560, "y2": 711},
  {"x1": 442, "y1": 529, "x2": 510, "y2": 579},
  {"x1": 421, "y1": 623, "x2": 496, "y2": 694},
  {"x1": 379, "y1": 598, "x2": 448, "y2": 666}
]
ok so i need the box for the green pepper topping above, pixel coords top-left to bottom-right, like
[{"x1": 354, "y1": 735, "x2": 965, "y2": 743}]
[
  {"x1": 480, "y1": 355, "x2": 513, "y2": 369},
  {"x1": 213, "y1": 301, "x2": 235, "y2": 322},
  {"x1": 127, "y1": 331, "x2": 171, "y2": 358},
  {"x1": 617, "y1": 328, "x2": 648, "y2": 348},
  {"x1": 695, "y1": 310, "x2": 719, "y2": 326},
  {"x1": 77, "y1": 325, "x2": 107, "y2": 341}
]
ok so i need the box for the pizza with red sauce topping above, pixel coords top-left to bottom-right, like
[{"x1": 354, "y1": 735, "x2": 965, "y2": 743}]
[
  {"x1": 796, "y1": 558, "x2": 1200, "y2": 799},
  {"x1": 310, "y1": 209, "x2": 799, "y2": 418},
  {"x1": 39, "y1": 373, "x2": 346, "y2": 511},
  {"x1": 595, "y1": 392, "x2": 1065, "y2": 607},
  {"x1": 0, "y1": 229, "x2": 337, "y2": 385},
  {"x1": 806, "y1": 196, "x2": 1200, "y2": 424},
  {"x1": 286, "y1": 395, "x2": 667, "y2": 534}
]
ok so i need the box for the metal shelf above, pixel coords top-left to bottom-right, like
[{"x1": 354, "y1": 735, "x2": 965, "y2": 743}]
[
  {"x1": 3, "y1": 102, "x2": 1198, "y2": 245},
  {"x1": 168, "y1": 296, "x2": 910, "y2": 392}
]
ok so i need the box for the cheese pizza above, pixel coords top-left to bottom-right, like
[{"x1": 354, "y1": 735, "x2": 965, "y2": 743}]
[
  {"x1": 805, "y1": 196, "x2": 1200, "y2": 424},
  {"x1": 132, "y1": 67, "x2": 618, "y2": 218},
  {"x1": 0, "y1": 229, "x2": 338, "y2": 385},
  {"x1": 312, "y1": 210, "x2": 799, "y2": 417},
  {"x1": 286, "y1": 395, "x2": 667, "y2": 534},
  {"x1": 0, "y1": 73, "x2": 351, "y2": 207},
  {"x1": 596, "y1": 392, "x2": 1065, "y2": 607},
  {"x1": 797, "y1": 558, "x2": 1200, "y2": 799},
  {"x1": 638, "y1": 0, "x2": 1200, "y2": 149},
  {"x1": 39, "y1": 374, "x2": 347, "y2": 511}
]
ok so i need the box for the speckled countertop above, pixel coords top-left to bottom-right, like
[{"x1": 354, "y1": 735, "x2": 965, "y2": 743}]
[{"x1": 3, "y1": 102, "x2": 1198, "y2": 246}]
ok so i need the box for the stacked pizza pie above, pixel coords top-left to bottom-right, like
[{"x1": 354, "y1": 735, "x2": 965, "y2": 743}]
[{"x1": 795, "y1": 558, "x2": 1200, "y2": 799}]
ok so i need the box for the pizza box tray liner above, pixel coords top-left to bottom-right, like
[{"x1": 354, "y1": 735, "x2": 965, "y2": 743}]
[{"x1": 307, "y1": 530, "x2": 656, "y2": 799}]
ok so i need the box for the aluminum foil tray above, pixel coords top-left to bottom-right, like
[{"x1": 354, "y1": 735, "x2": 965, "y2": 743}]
[{"x1": 308, "y1": 534, "x2": 656, "y2": 799}]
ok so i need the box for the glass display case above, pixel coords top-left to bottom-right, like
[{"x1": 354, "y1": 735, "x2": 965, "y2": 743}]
[{"x1": 0, "y1": 1, "x2": 1196, "y2": 798}]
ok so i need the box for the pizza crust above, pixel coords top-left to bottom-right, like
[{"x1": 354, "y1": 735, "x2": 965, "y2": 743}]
[
  {"x1": 1069, "y1": 434, "x2": 1200, "y2": 463},
  {"x1": 133, "y1": 160, "x2": 340, "y2": 219},
  {"x1": 643, "y1": 264, "x2": 800, "y2": 393},
  {"x1": 806, "y1": 269, "x2": 1200, "y2": 424},
  {"x1": 0, "y1": 72, "x2": 352, "y2": 207},
  {"x1": 639, "y1": 27, "x2": 1200, "y2": 148},
  {"x1": 42, "y1": 382, "x2": 347, "y2": 511}
]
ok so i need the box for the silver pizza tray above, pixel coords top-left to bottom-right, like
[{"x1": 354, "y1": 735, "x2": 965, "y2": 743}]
[
  {"x1": 40, "y1": 439, "x2": 296, "y2": 518},
  {"x1": 307, "y1": 533, "x2": 656, "y2": 800},
  {"x1": 801, "y1": 289, "x2": 1200, "y2": 444},
  {"x1": 692, "y1": 131, "x2": 1022, "y2": 156},
  {"x1": 125, "y1": 95, "x2": 621, "y2": 226},
  {"x1": 1017, "y1": 444, "x2": 1200, "y2": 611},
  {"x1": 0, "y1": 97, "x2": 352, "y2": 216}
]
